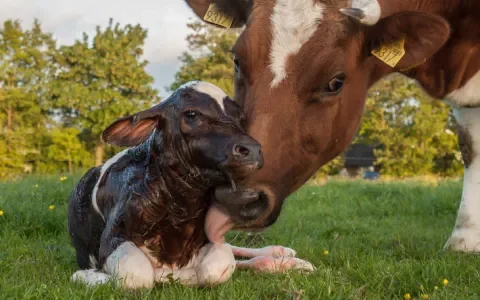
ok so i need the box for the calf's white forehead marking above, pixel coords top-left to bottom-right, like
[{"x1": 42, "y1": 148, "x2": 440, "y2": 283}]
[
  {"x1": 180, "y1": 80, "x2": 227, "y2": 112},
  {"x1": 269, "y1": 0, "x2": 325, "y2": 87},
  {"x1": 91, "y1": 149, "x2": 129, "y2": 220}
]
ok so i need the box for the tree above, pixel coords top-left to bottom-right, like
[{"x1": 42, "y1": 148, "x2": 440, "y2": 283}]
[
  {"x1": 0, "y1": 19, "x2": 57, "y2": 179},
  {"x1": 46, "y1": 128, "x2": 91, "y2": 174},
  {"x1": 168, "y1": 21, "x2": 240, "y2": 96},
  {"x1": 356, "y1": 74, "x2": 462, "y2": 177},
  {"x1": 49, "y1": 19, "x2": 159, "y2": 166}
]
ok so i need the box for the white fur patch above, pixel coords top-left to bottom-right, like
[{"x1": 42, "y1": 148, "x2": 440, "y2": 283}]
[
  {"x1": 72, "y1": 269, "x2": 112, "y2": 286},
  {"x1": 446, "y1": 71, "x2": 480, "y2": 107},
  {"x1": 269, "y1": 0, "x2": 325, "y2": 87},
  {"x1": 180, "y1": 80, "x2": 227, "y2": 111},
  {"x1": 91, "y1": 149, "x2": 129, "y2": 220},
  {"x1": 104, "y1": 241, "x2": 155, "y2": 289},
  {"x1": 445, "y1": 107, "x2": 480, "y2": 251}
]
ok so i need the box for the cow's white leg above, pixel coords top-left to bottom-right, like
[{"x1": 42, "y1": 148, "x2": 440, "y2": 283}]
[
  {"x1": 236, "y1": 256, "x2": 315, "y2": 273},
  {"x1": 154, "y1": 243, "x2": 235, "y2": 287},
  {"x1": 445, "y1": 107, "x2": 480, "y2": 252},
  {"x1": 228, "y1": 244, "x2": 297, "y2": 258},
  {"x1": 103, "y1": 241, "x2": 155, "y2": 289}
]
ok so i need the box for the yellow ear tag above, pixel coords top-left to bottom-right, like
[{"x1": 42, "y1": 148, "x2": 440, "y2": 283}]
[
  {"x1": 203, "y1": 4, "x2": 234, "y2": 28},
  {"x1": 371, "y1": 35, "x2": 406, "y2": 68}
]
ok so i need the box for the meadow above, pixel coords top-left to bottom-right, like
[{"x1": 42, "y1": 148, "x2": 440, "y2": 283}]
[{"x1": 1, "y1": 175, "x2": 479, "y2": 299}]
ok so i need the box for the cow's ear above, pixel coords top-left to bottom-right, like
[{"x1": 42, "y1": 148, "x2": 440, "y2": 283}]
[
  {"x1": 365, "y1": 12, "x2": 450, "y2": 71},
  {"x1": 184, "y1": 0, "x2": 252, "y2": 28},
  {"x1": 102, "y1": 105, "x2": 165, "y2": 147}
]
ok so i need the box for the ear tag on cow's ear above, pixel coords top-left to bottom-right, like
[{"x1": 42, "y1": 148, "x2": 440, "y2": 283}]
[
  {"x1": 371, "y1": 35, "x2": 406, "y2": 68},
  {"x1": 203, "y1": 4, "x2": 234, "y2": 28}
]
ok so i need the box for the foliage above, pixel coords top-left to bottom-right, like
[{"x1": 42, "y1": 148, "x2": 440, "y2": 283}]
[
  {"x1": 168, "y1": 21, "x2": 240, "y2": 97},
  {"x1": 49, "y1": 19, "x2": 159, "y2": 165},
  {"x1": 357, "y1": 74, "x2": 463, "y2": 178},
  {"x1": 0, "y1": 19, "x2": 158, "y2": 179}
]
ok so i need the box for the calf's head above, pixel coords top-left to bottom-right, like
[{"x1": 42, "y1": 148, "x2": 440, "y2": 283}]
[
  {"x1": 185, "y1": 0, "x2": 451, "y2": 230},
  {"x1": 102, "y1": 81, "x2": 264, "y2": 219}
]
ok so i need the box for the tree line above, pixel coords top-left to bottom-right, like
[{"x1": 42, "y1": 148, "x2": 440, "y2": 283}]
[{"x1": 0, "y1": 19, "x2": 463, "y2": 180}]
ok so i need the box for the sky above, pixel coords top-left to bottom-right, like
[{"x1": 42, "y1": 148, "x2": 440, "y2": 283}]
[{"x1": 0, "y1": 0, "x2": 198, "y2": 98}]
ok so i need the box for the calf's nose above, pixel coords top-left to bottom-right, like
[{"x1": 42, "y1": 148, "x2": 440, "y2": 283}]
[{"x1": 232, "y1": 143, "x2": 263, "y2": 168}]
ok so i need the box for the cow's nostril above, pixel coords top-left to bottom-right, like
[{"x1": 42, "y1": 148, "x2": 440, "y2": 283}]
[{"x1": 233, "y1": 144, "x2": 250, "y2": 157}]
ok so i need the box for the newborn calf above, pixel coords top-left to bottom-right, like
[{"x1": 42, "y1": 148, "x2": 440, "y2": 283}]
[{"x1": 68, "y1": 81, "x2": 313, "y2": 289}]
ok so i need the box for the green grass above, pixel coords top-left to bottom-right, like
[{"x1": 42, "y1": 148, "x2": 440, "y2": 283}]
[{"x1": 1, "y1": 175, "x2": 479, "y2": 299}]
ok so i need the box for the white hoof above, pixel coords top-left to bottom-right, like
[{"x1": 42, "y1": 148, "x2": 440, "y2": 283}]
[{"x1": 444, "y1": 228, "x2": 480, "y2": 252}]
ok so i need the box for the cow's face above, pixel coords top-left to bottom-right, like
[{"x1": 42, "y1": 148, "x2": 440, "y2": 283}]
[{"x1": 185, "y1": 0, "x2": 450, "y2": 229}]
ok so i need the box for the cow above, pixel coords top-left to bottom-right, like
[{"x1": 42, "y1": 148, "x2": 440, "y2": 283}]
[
  {"x1": 68, "y1": 81, "x2": 313, "y2": 289},
  {"x1": 183, "y1": 0, "x2": 480, "y2": 253}
]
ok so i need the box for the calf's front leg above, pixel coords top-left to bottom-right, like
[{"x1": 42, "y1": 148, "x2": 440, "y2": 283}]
[{"x1": 445, "y1": 107, "x2": 480, "y2": 252}]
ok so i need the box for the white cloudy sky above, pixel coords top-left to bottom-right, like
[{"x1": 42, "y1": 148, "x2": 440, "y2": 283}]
[{"x1": 1, "y1": 0, "x2": 198, "y2": 97}]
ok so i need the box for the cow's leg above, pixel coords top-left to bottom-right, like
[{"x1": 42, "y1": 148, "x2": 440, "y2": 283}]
[
  {"x1": 445, "y1": 107, "x2": 480, "y2": 252},
  {"x1": 154, "y1": 243, "x2": 235, "y2": 287},
  {"x1": 228, "y1": 244, "x2": 297, "y2": 258}
]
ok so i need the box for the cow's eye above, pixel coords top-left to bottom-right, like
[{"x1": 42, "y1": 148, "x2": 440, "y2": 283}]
[
  {"x1": 325, "y1": 75, "x2": 345, "y2": 94},
  {"x1": 184, "y1": 110, "x2": 198, "y2": 122}
]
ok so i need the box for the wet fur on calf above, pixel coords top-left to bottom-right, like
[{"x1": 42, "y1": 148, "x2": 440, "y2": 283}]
[{"x1": 68, "y1": 82, "x2": 263, "y2": 272}]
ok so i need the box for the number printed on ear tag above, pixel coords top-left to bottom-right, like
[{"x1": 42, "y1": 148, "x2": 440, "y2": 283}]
[
  {"x1": 371, "y1": 35, "x2": 406, "y2": 68},
  {"x1": 203, "y1": 4, "x2": 234, "y2": 28}
]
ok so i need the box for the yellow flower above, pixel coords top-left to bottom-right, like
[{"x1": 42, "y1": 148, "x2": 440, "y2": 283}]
[
  {"x1": 434, "y1": 286, "x2": 438, "y2": 290},
  {"x1": 0, "y1": 210, "x2": 3, "y2": 216},
  {"x1": 442, "y1": 279, "x2": 448, "y2": 286},
  {"x1": 60, "y1": 176, "x2": 67, "y2": 181},
  {"x1": 421, "y1": 294, "x2": 429, "y2": 300},
  {"x1": 49, "y1": 205, "x2": 55, "y2": 211},
  {"x1": 34, "y1": 184, "x2": 38, "y2": 188},
  {"x1": 404, "y1": 293, "x2": 411, "y2": 300},
  {"x1": 323, "y1": 250, "x2": 329, "y2": 255}
]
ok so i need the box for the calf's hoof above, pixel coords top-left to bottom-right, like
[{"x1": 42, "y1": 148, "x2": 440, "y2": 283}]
[{"x1": 444, "y1": 228, "x2": 480, "y2": 252}]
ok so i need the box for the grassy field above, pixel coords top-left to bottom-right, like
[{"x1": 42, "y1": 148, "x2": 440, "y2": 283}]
[{"x1": 1, "y1": 175, "x2": 479, "y2": 299}]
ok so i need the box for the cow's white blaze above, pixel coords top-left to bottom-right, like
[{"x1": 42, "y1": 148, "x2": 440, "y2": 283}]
[
  {"x1": 92, "y1": 149, "x2": 129, "y2": 220},
  {"x1": 446, "y1": 107, "x2": 480, "y2": 252},
  {"x1": 446, "y1": 71, "x2": 480, "y2": 107},
  {"x1": 181, "y1": 80, "x2": 227, "y2": 112},
  {"x1": 269, "y1": 0, "x2": 325, "y2": 87}
]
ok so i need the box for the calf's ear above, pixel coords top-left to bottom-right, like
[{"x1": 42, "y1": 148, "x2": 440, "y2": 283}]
[
  {"x1": 365, "y1": 12, "x2": 450, "y2": 71},
  {"x1": 184, "y1": 0, "x2": 252, "y2": 28},
  {"x1": 102, "y1": 105, "x2": 164, "y2": 147}
]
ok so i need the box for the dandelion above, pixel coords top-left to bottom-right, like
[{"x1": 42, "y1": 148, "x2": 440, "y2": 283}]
[
  {"x1": 60, "y1": 176, "x2": 68, "y2": 181},
  {"x1": 404, "y1": 293, "x2": 411, "y2": 300},
  {"x1": 0, "y1": 210, "x2": 3, "y2": 216},
  {"x1": 323, "y1": 250, "x2": 329, "y2": 255},
  {"x1": 49, "y1": 205, "x2": 55, "y2": 211},
  {"x1": 33, "y1": 184, "x2": 38, "y2": 188},
  {"x1": 421, "y1": 294, "x2": 429, "y2": 300},
  {"x1": 442, "y1": 279, "x2": 448, "y2": 286},
  {"x1": 434, "y1": 286, "x2": 438, "y2": 290}
]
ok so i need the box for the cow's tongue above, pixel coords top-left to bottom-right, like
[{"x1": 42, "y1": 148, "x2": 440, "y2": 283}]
[{"x1": 205, "y1": 204, "x2": 234, "y2": 244}]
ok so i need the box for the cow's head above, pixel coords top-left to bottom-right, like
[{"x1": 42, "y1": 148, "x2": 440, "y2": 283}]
[{"x1": 185, "y1": 0, "x2": 451, "y2": 230}]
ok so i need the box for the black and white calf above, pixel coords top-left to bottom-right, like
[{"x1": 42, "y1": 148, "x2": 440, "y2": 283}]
[{"x1": 68, "y1": 81, "x2": 314, "y2": 289}]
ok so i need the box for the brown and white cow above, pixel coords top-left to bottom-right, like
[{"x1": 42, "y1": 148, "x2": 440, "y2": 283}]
[{"x1": 184, "y1": 0, "x2": 480, "y2": 252}]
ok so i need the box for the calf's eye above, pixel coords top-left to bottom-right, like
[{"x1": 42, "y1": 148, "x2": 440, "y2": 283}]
[{"x1": 184, "y1": 110, "x2": 198, "y2": 122}]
